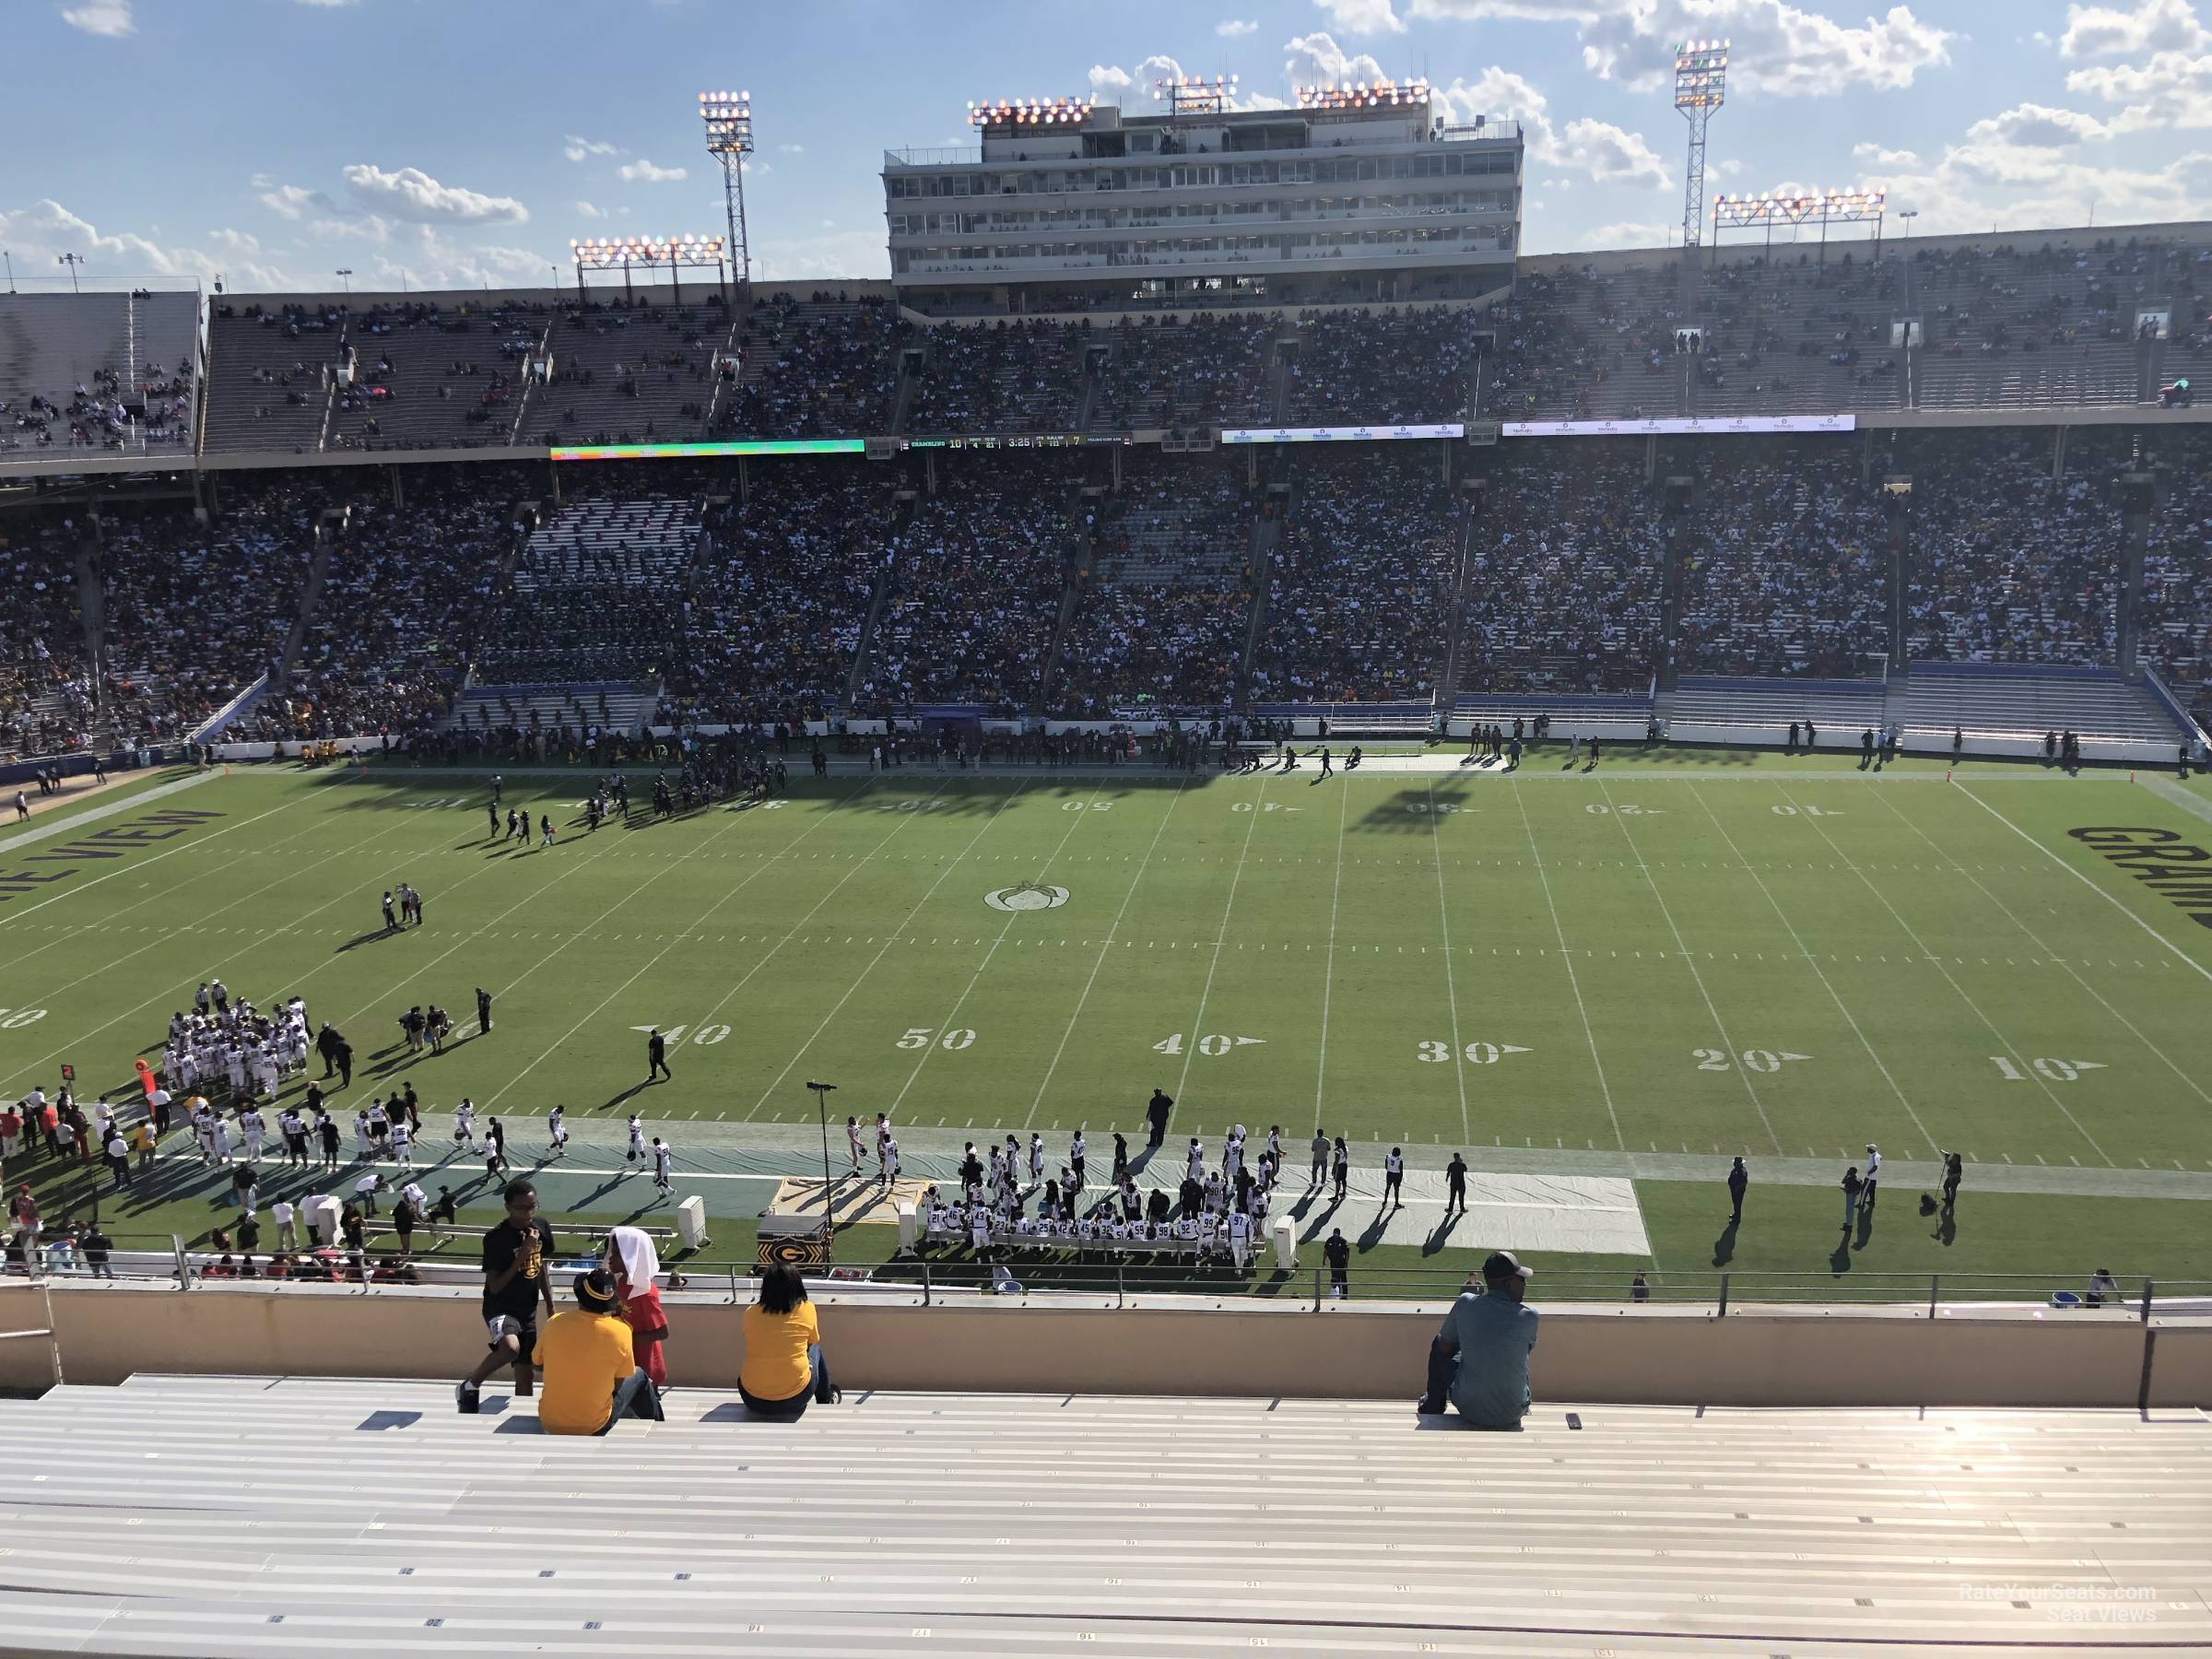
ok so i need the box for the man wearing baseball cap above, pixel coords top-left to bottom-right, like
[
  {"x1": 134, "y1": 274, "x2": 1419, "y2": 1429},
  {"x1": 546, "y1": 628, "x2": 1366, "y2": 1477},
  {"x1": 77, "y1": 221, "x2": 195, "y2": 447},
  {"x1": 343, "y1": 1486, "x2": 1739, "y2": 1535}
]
[
  {"x1": 1418, "y1": 1249, "x2": 1539, "y2": 1430},
  {"x1": 532, "y1": 1267, "x2": 665, "y2": 1435}
]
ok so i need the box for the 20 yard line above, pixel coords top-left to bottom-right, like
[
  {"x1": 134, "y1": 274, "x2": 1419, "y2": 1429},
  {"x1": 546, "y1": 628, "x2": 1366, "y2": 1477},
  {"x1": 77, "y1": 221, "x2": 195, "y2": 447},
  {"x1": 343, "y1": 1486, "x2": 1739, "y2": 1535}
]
[
  {"x1": 1021, "y1": 778, "x2": 1189, "y2": 1130},
  {"x1": 1596, "y1": 779, "x2": 1782, "y2": 1155},
  {"x1": 1309, "y1": 775, "x2": 1351, "y2": 1134},
  {"x1": 1175, "y1": 773, "x2": 1268, "y2": 1111},
  {"x1": 1791, "y1": 780, "x2": 2112, "y2": 1163},
  {"x1": 1425, "y1": 781, "x2": 1470, "y2": 1144},
  {"x1": 1688, "y1": 782, "x2": 1938, "y2": 1156},
  {"x1": 1507, "y1": 781, "x2": 1629, "y2": 1156}
]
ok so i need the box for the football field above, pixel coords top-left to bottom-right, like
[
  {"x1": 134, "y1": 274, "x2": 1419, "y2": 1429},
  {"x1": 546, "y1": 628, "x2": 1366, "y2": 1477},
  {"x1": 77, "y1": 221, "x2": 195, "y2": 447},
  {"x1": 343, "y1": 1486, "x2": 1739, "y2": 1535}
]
[{"x1": 6, "y1": 750, "x2": 2212, "y2": 1288}]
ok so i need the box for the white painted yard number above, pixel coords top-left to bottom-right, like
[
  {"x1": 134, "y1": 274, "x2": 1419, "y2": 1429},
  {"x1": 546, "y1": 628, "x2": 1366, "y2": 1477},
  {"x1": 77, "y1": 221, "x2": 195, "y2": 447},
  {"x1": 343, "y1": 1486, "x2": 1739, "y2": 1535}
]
[
  {"x1": 1153, "y1": 1033, "x2": 1265, "y2": 1056},
  {"x1": 1062, "y1": 801, "x2": 1112, "y2": 811},
  {"x1": 1694, "y1": 1048, "x2": 1809, "y2": 1072},
  {"x1": 628, "y1": 1023, "x2": 728, "y2": 1046},
  {"x1": 0, "y1": 1008, "x2": 47, "y2": 1029},
  {"x1": 1990, "y1": 1056, "x2": 2105, "y2": 1082},
  {"x1": 1403, "y1": 802, "x2": 1463, "y2": 814},
  {"x1": 1584, "y1": 804, "x2": 1657, "y2": 815},
  {"x1": 1417, "y1": 1041, "x2": 1531, "y2": 1064},
  {"x1": 878, "y1": 800, "x2": 941, "y2": 812},
  {"x1": 899, "y1": 1027, "x2": 976, "y2": 1051},
  {"x1": 1770, "y1": 804, "x2": 1841, "y2": 817}
]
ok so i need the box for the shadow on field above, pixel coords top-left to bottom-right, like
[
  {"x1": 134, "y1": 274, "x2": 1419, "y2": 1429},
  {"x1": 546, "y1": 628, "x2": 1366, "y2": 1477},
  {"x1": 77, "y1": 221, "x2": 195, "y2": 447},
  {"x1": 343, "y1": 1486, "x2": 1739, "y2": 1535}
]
[{"x1": 1352, "y1": 782, "x2": 1482, "y2": 834}]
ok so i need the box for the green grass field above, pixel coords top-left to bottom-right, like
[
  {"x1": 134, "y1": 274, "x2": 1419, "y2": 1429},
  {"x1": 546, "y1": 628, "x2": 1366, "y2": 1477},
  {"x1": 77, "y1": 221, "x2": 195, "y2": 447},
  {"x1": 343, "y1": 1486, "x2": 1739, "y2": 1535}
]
[{"x1": 6, "y1": 747, "x2": 2212, "y2": 1296}]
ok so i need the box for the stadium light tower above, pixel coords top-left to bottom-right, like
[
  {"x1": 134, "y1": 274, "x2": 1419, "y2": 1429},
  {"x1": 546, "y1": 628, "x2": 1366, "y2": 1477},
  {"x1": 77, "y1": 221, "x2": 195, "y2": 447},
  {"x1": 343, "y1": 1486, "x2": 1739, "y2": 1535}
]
[
  {"x1": 56, "y1": 252, "x2": 86, "y2": 293},
  {"x1": 700, "y1": 90, "x2": 754, "y2": 296},
  {"x1": 1674, "y1": 40, "x2": 1729, "y2": 252}
]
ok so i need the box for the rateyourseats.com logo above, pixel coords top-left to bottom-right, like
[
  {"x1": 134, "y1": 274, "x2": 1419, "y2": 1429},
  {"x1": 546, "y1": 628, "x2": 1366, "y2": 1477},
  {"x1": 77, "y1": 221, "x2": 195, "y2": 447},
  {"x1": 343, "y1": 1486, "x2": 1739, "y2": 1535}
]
[
  {"x1": 1959, "y1": 1584, "x2": 2164, "y2": 1624},
  {"x1": 984, "y1": 883, "x2": 1069, "y2": 912}
]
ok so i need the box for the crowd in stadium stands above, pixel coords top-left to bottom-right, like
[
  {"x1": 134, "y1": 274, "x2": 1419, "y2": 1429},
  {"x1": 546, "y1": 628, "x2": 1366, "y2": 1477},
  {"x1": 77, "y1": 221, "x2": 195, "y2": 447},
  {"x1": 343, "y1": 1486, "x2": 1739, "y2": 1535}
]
[
  {"x1": 1461, "y1": 444, "x2": 1665, "y2": 693},
  {"x1": 0, "y1": 521, "x2": 94, "y2": 757},
  {"x1": 1673, "y1": 452, "x2": 1890, "y2": 678},
  {"x1": 1901, "y1": 430, "x2": 2120, "y2": 665},
  {"x1": 1088, "y1": 314, "x2": 1276, "y2": 431},
  {"x1": 661, "y1": 466, "x2": 890, "y2": 725},
  {"x1": 1253, "y1": 449, "x2": 1460, "y2": 703},
  {"x1": 2137, "y1": 429, "x2": 2212, "y2": 724},
  {"x1": 326, "y1": 300, "x2": 547, "y2": 452},
  {"x1": 717, "y1": 295, "x2": 902, "y2": 439},
  {"x1": 909, "y1": 321, "x2": 1084, "y2": 434},
  {"x1": 1284, "y1": 307, "x2": 1484, "y2": 426},
  {"x1": 862, "y1": 456, "x2": 1088, "y2": 712}
]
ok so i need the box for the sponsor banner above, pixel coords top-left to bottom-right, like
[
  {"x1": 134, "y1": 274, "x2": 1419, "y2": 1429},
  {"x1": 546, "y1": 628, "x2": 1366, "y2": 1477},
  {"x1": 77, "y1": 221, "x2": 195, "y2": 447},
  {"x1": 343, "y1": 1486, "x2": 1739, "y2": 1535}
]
[
  {"x1": 549, "y1": 439, "x2": 867, "y2": 461},
  {"x1": 1500, "y1": 414, "x2": 1857, "y2": 438},
  {"x1": 1219, "y1": 423, "x2": 1465, "y2": 444}
]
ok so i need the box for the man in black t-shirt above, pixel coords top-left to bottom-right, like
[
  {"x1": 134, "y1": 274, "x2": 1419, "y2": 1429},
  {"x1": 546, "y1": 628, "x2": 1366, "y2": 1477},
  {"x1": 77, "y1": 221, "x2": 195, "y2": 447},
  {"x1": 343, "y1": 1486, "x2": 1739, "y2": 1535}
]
[{"x1": 457, "y1": 1179, "x2": 557, "y2": 1414}]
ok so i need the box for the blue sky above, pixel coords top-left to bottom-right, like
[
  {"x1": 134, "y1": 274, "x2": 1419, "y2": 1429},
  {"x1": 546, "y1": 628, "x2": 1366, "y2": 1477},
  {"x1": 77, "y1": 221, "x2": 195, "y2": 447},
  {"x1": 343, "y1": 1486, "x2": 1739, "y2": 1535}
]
[{"x1": 5, "y1": 0, "x2": 2208, "y2": 294}]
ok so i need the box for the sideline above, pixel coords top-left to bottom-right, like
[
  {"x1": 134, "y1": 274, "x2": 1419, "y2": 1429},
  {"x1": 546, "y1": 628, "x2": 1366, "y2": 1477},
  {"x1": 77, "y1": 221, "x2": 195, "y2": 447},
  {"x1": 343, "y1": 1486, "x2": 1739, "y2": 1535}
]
[{"x1": 0, "y1": 768, "x2": 221, "y2": 860}]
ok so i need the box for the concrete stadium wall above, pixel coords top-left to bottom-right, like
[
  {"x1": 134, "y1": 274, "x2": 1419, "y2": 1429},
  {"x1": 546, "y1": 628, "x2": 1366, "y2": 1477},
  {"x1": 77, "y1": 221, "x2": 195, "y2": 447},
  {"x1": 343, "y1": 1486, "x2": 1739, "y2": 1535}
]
[{"x1": 3, "y1": 1284, "x2": 2205, "y2": 1408}]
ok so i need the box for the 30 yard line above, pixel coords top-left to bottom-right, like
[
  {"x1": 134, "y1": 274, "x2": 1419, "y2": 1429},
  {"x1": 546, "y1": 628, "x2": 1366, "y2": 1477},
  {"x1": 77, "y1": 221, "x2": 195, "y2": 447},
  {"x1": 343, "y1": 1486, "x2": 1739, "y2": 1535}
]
[
  {"x1": 885, "y1": 781, "x2": 1110, "y2": 1119},
  {"x1": 1596, "y1": 780, "x2": 1782, "y2": 1155},
  {"x1": 1021, "y1": 778, "x2": 1189, "y2": 1130},
  {"x1": 1858, "y1": 782, "x2": 2212, "y2": 1108},
  {"x1": 1794, "y1": 780, "x2": 2112, "y2": 1162},
  {"x1": 1507, "y1": 780, "x2": 1629, "y2": 1156},
  {"x1": 1688, "y1": 782, "x2": 1937, "y2": 1156},
  {"x1": 1425, "y1": 781, "x2": 1470, "y2": 1144},
  {"x1": 1175, "y1": 773, "x2": 1268, "y2": 1111},
  {"x1": 1309, "y1": 774, "x2": 1351, "y2": 1134},
  {"x1": 746, "y1": 781, "x2": 1036, "y2": 1122}
]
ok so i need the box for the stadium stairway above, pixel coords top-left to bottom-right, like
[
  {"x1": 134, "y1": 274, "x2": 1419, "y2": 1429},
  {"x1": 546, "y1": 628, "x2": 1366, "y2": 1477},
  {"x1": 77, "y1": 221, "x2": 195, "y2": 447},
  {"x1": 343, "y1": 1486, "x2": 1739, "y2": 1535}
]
[{"x1": 0, "y1": 1374, "x2": 2204, "y2": 1654}]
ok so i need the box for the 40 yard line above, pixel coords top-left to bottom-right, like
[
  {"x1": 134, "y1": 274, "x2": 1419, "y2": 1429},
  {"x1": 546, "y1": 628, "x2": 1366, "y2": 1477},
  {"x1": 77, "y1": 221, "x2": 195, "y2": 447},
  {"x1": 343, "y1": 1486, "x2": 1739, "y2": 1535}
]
[{"x1": 1176, "y1": 772, "x2": 1268, "y2": 1112}]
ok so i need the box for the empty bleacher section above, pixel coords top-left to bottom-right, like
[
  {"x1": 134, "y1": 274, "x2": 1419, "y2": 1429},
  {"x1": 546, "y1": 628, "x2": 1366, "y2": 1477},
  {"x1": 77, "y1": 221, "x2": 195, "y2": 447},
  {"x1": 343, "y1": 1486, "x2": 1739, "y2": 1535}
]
[
  {"x1": 715, "y1": 293, "x2": 900, "y2": 439},
  {"x1": 1668, "y1": 676, "x2": 1885, "y2": 744},
  {"x1": 6, "y1": 1374, "x2": 2204, "y2": 1655},
  {"x1": 1900, "y1": 662, "x2": 2192, "y2": 756},
  {"x1": 906, "y1": 319, "x2": 1084, "y2": 434},
  {"x1": 1461, "y1": 441, "x2": 1663, "y2": 693},
  {"x1": 202, "y1": 300, "x2": 343, "y2": 453},
  {"x1": 472, "y1": 496, "x2": 701, "y2": 684},
  {"x1": 661, "y1": 463, "x2": 893, "y2": 726},
  {"x1": 864, "y1": 454, "x2": 1089, "y2": 712},
  {"x1": 325, "y1": 298, "x2": 550, "y2": 452},
  {"x1": 0, "y1": 290, "x2": 197, "y2": 456},
  {"x1": 1087, "y1": 312, "x2": 1276, "y2": 431},
  {"x1": 518, "y1": 299, "x2": 733, "y2": 448},
  {"x1": 453, "y1": 679, "x2": 662, "y2": 741},
  {"x1": 1673, "y1": 450, "x2": 1889, "y2": 677},
  {"x1": 1054, "y1": 456, "x2": 1255, "y2": 714},
  {"x1": 1453, "y1": 688, "x2": 1652, "y2": 738},
  {"x1": 1253, "y1": 448, "x2": 1460, "y2": 704}
]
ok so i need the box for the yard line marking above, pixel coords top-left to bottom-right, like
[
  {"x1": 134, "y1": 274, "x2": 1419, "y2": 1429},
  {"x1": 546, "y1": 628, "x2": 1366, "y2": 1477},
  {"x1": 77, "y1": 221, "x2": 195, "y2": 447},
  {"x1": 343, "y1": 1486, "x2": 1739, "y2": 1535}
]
[
  {"x1": 1859, "y1": 783, "x2": 2212, "y2": 1109},
  {"x1": 1952, "y1": 781, "x2": 2212, "y2": 991},
  {"x1": 1308, "y1": 773, "x2": 1353, "y2": 1135},
  {"x1": 1177, "y1": 774, "x2": 1269, "y2": 1112},
  {"x1": 1794, "y1": 781, "x2": 2111, "y2": 1162},
  {"x1": 1425, "y1": 781, "x2": 1470, "y2": 1145},
  {"x1": 1689, "y1": 782, "x2": 1937, "y2": 1155},
  {"x1": 0, "y1": 767, "x2": 223, "y2": 861},
  {"x1": 746, "y1": 782, "x2": 1035, "y2": 1122},
  {"x1": 1596, "y1": 780, "x2": 1782, "y2": 1155},
  {"x1": 481, "y1": 778, "x2": 895, "y2": 1113},
  {"x1": 1507, "y1": 781, "x2": 1630, "y2": 1157},
  {"x1": 1022, "y1": 778, "x2": 1189, "y2": 1130}
]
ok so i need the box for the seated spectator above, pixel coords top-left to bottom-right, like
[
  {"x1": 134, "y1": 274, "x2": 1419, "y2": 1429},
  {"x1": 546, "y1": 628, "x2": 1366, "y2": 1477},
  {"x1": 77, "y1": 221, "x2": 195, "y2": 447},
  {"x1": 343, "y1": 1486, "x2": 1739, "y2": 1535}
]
[
  {"x1": 738, "y1": 1262, "x2": 831, "y2": 1419},
  {"x1": 532, "y1": 1267, "x2": 665, "y2": 1435},
  {"x1": 1418, "y1": 1250, "x2": 1538, "y2": 1430}
]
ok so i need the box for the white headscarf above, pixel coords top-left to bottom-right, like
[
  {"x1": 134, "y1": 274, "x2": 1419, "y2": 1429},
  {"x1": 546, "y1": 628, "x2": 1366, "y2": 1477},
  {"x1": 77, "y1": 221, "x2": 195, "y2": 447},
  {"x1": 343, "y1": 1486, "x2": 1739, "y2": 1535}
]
[{"x1": 611, "y1": 1225, "x2": 661, "y2": 1289}]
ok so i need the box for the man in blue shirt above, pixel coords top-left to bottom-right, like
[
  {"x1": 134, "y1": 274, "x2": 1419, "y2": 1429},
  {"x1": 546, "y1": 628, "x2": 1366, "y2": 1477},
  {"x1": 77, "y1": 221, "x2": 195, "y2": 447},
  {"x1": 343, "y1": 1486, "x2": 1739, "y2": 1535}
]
[{"x1": 1418, "y1": 1250, "x2": 1538, "y2": 1429}]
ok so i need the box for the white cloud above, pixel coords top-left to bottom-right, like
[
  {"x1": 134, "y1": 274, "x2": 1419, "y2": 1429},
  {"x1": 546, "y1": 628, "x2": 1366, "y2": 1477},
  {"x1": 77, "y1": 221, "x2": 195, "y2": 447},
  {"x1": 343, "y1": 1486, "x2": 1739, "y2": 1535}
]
[
  {"x1": 563, "y1": 135, "x2": 618, "y2": 163},
  {"x1": 1314, "y1": 0, "x2": 1406, "y2": 33},
  {"x1": 1583, "y1": 219, "x2": 1676, "y2": 247},
  {"x1": 755, "y1": 227, "x2": 891, "y2": 282},
  {"x1": 259, "y1": 183, "x2": 335, "y2": 220},
  {"x1": 343, "y1": 163, "x2": 528, "y2": 225},
  {"x1": 574, "y1": 200, "x2": 609, "y2": 220},
  {"x1": 1965, "y1": 102, "x2": 2114, "y2": 147},
  {"x1": 1434, "y1": 66, "x2": 1666, "y2": 186},
  {"x1": 0, "y1": 196, "x2": 292, "y2": 289},
  {"x1": 2068, "y1": 45, "x2": 2212, "y2": 127},
  {"x1": 1283, "y1": 30, "x2": 1385, "y2": 86},
  {"x1": 1853, "y1": 141, "x2": 1923, "y2": 168},
  {"x1": 311, "y1": 215, "x2": 394, "y2": 245},
  {"x1": 1407, "y1": 0, "x2": 1952, "y2": 97},
  {"x1": 1217, "y1": 17, "x2": 1259, "y2": 34},
  {"x1": 1089, "y1": 54, "x2": 1186, "y2": 102},
  {"x1": 1233, "y1": 89, "x2": 1293, "y2": 109},
  {"x1": 1088, "y1": 63, "x2": 1135, "y2": 98},
  {"x1": 60, "y1": 0, "x2": 133, "y2": 36},
  {"x1": 1559, "y1": 117, "x2": 1671, "y2": 186},
  {"x1": 618, "y1": 159, "x2": 688, "y2": 182},
  {"x1": 778, "y1": 142, "x2": 806, "y2": 154},
  {"x1": 2059, "y1": 0, "x2": 2208, "y2": 56}
]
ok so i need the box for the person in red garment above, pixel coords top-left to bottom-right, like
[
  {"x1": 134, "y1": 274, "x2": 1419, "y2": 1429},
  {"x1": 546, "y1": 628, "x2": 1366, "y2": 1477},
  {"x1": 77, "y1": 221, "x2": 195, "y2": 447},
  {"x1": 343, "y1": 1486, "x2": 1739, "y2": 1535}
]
[{"x1": 608, "y1": 1226, "x2": 670, "y2": 1392}]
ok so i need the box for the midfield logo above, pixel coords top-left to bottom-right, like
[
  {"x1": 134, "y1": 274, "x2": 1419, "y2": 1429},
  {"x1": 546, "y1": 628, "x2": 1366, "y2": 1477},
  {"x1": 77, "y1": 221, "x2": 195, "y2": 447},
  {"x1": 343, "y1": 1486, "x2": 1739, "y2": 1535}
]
[{"x1": 985, "y1": 883, "x2": 1069, "y2": 912}]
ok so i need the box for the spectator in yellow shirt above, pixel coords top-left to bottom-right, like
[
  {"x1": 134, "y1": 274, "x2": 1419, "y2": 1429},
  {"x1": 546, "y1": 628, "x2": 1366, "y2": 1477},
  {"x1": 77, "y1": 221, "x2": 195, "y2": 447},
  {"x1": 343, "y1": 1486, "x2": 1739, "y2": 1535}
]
[
  {"x1": 739, "y1": 1263, "x2": 832, "y2": 1419},
  {"x1": 531, "y1": 1269, "x2": 663, "y2": 1435}
]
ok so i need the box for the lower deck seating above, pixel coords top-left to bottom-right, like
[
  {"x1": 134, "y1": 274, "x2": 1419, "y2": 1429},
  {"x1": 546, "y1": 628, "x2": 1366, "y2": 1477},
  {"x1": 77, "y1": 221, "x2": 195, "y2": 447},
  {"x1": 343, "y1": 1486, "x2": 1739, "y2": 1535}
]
[
  {"x1": 0, "y1": 1374, "x2": 2204, "y2": 1654},
  {"x1": 1901, "y1": 665, "x2": 2190, "y2": 750},
  {"x1": 1670, "y1": 675, "x2": 1886, "y2": 736}
]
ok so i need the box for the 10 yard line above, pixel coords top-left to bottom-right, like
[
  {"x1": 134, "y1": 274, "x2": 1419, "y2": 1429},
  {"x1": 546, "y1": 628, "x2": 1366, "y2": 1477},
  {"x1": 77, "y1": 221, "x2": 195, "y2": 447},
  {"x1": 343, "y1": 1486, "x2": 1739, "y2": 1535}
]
[
  {"x1": 1425, "y1": 781, "x2": 1470, "y2": 1144},
  {"x1": 1022, "y1": 778, "x2": 1189, "y2": 1131},
  {"x1": 1309, "y1": 775, "x2": 1351, "y2": 1134}
]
